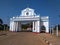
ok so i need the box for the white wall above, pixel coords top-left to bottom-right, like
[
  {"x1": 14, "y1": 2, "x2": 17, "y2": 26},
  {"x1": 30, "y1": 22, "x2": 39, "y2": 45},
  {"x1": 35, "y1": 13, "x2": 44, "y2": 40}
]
[
  {"x1": 43, "y1": 21, "x2": 49, "y2": 33},
  {"x1": 36, "y1": 21, "x2": 40, "y2": 32},
  {"x1": 32, "y1": 21, "x2": 40, "y2": 33},
  {"x1": 10, "y1": 21, "x2": 15, "y2": 31}
]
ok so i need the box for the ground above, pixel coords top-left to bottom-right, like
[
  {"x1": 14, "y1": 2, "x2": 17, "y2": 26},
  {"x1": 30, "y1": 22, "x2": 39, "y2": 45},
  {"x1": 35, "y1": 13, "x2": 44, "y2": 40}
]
[
  {"x1": 0, "y1": 31, "x2": 60, "y2": 45},
  {"x1": 0, "y1": 31, "x2": 47, "y2": 45}
]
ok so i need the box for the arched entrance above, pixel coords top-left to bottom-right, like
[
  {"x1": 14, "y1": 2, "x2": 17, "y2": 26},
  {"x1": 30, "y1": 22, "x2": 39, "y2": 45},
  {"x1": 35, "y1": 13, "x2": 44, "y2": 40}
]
[
  {"x1": 10, "y1": 8, "x2": 49, "y2": 33},
  {"x1": 21, "y1": 21, "x2": 32, "y2": 32},
  {"x1": 40, "y1": 25, "x2": 46, "y2": 33}
]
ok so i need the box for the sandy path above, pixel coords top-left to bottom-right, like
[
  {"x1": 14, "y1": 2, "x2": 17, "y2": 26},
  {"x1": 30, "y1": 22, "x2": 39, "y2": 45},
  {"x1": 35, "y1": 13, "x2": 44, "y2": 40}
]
[{"x1": 0, "y1": 32, "x2": 47, "y2": 45}]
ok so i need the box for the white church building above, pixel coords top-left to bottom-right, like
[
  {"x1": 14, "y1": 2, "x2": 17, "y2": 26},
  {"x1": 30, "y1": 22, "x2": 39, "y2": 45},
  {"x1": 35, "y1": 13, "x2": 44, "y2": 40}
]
[{"x1": 10, "y1": 8, "x2": 49, "y2": 33}]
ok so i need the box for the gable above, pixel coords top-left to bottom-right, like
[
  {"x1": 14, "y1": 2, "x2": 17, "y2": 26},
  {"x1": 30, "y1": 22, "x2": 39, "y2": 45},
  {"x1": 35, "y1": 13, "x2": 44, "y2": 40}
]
[{"x1": 21, "y1": 8, "x2": 36, "y2": 16}]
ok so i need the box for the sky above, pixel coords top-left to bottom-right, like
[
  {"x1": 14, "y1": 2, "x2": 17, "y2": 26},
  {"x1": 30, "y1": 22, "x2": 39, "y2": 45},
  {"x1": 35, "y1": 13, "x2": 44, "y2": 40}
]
[{"x1": 0, "y1": 0, "x2": 60, "y2": 27}]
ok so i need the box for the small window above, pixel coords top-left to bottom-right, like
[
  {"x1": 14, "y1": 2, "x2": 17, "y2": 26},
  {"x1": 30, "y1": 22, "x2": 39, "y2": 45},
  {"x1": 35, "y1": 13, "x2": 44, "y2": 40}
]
[{"x1": 26, "y1": 12, "x2": 29, "y2": 15}]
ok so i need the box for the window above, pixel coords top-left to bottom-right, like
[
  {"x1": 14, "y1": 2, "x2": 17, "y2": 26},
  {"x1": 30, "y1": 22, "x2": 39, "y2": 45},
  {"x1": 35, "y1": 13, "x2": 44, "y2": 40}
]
[{"x1": 26, "y1": 12, "x2": 29, "y2": 15}]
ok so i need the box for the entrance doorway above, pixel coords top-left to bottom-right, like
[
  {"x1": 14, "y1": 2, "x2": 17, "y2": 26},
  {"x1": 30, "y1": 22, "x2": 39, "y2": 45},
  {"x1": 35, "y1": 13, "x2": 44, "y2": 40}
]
[
  {"x1": 40, "y1": 25, "x2": 46, "y2": 33},
  {"x1": 21, "y1": 21, "x2": 32, "y2": 32}
]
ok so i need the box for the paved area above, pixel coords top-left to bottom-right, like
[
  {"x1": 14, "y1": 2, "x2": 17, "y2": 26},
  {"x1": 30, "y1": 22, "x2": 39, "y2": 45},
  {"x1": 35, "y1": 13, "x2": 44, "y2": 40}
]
[{"x1": 0, "y1": 32, "x2": 47, "y2": 45}]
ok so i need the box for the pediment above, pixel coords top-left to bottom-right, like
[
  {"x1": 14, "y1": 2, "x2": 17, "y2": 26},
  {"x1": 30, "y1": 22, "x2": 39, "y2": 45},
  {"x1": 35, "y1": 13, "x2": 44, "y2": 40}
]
[{"x1": 21, "y1": 8, "x2": 36, "y2": 16}]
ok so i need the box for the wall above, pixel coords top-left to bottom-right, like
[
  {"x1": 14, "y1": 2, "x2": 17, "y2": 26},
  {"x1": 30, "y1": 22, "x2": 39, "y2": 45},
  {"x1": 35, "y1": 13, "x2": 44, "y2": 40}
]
[{"x1": 43, "y1": 21, "x2": 49, "y2": 33}]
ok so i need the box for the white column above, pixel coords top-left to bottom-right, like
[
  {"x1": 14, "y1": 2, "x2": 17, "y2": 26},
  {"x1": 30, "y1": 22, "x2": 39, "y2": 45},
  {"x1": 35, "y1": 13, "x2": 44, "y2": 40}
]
[
  {"x1": 13, "y1": 22, "x2": 15, "y2": 31},
  {"x1": 32, "y1": 21, "x2": 35, "y2": 32},
  {"x1": 43, "y1": 22, "x2": 49, "y2": 33},
  {"x1": 10, "y1": 21, "x2": 17, "y2": 32},
  {"x1": 15, "y1": 22, "x2": 18, "y2": 32},
  {"x1": 32, "y1": 21, "x2": 34, "y2": 32},
  {"x1": 36, "y1": 21, "x2": 40, "y2": 32},
  {"x1": 13, "y1": 22, "x2": 16, "y2": 31},
  {"x1": 32, "y1": 21, "x2": 40, "y2": 33},
  {"x1": 10, "y1": 21, "x2": 12, "y2": 31},
  {"x1": 17, "y1": 22, "x2": 19, "y2": 31},
  {"x1": 11, "y1": 21, "x2": 15, "y2": 31},
  {"x1": 46, "y1": 22, "x2": 49, "y2": 33},
  {"x1": 15, "y1": 22, "x2": 16, "y2": 31},
  {"x1": 56, "y1": 25, "x2": 58, "y2": 37}
]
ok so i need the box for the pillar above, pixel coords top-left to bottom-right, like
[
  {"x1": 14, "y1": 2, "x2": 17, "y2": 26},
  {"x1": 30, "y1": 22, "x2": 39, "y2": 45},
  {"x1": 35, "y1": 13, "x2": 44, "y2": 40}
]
[
  {"x1": 10, "y1": 21, "x2": 12, "y2": 31},
  {"x1": 43, "y1": 22, "x2": 49, "y2": 33},
  {"x1": 32, "y1": 21, "x2": 35, "y2": 32},
  {"x1": 14, "y1": 22, "x2": 16, "y2": 31},
  {"x1": 32, "y1": 21, "x2": 40, "y2": 33},
  {"x1": 10, "y1": 21, "x2": 15, "y2": 31},
  {"x1": 35, "y1": 21, "x2": 40, "y2": 33},
  {"x1": 56, "y1": 25, "x2": 58, "y2": 37}
]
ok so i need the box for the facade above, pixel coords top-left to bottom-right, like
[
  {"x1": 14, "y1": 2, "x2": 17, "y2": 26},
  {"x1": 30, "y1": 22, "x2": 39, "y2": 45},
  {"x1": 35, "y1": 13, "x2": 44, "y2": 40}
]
[{"x1": 10, "y1": 8, "x2": 49, "y2": 33}]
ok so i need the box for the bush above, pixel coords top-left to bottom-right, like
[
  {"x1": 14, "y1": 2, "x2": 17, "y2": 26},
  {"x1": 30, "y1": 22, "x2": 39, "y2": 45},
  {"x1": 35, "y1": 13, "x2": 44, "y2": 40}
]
[
  {"x1": 54, "y1": 24, "x2": 60, "y2": 30},
  {"x1": 0, "y1": 24, "x2": 4, "y2": 30},
  {"x1": 0, "y1": 24, "x2": 9, "y2": 31}
]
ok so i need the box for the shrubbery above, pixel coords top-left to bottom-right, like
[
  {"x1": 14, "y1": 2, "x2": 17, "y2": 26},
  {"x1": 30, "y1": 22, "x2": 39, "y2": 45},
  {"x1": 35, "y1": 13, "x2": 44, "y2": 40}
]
[
  {"x1": 54, "y1": 24, "x2": 60, "y2": 30},
  {"x1": 0, "y1": 18, "x2": 9, "y2": 31}
]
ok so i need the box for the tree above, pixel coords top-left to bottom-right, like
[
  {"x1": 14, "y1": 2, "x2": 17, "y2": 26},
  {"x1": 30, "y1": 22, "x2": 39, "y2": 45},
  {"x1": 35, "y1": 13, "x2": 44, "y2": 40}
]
[
  {"x1": 58, "y1": 24, "x2": 60, "y2": 30},
  {"x1": 3, "y1": 24, "x2": 9, "y2": 31},
  {"x1": 0, "y1": 18, "x2": 3, "y2": 30},
  {"x1": 0, "y1": 24, "x2": 4, "y2": 30},
  {"x1": 0, "y1": 18, "x2": 3, "y2": 24},
  {"x1": 54, "y1": 24, "x2": 60, "y2": 30},
  {"x1": 0, "y1": 18, "x2": 9, "y2": 31}
]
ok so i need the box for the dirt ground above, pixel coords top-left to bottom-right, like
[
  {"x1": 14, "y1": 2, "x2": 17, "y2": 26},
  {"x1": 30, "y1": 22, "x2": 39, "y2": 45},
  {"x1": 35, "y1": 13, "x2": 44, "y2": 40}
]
[
  {"x1": 0, "y1": 31, "x2": 60, "y2": 45},
  {"x1": 0, "y1": 31, "x2": 47, "y2": 45}
]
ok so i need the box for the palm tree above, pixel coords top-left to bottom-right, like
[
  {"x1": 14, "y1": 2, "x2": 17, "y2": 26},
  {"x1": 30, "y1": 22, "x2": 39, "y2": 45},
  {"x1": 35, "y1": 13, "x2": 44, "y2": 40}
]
[{"x1": 0, "y1": 18, "x2": 3, "y2": 24}]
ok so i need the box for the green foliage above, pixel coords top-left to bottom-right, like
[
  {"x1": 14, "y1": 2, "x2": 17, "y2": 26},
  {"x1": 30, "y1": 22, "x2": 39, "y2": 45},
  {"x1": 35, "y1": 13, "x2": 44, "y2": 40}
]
[
  {"x1": 0, "y1": 18, "x2": 9, "y2": 31},
  {"x1": 21, "y1": 22, "x2": 32, "y2": 29},
  {"x1": 0, "y1": 24, "x2": 4, "y2": 30},
  {"x1": 22, "y1": 24, "x2": 28, "y2": 29},
  {"x1": 3, "y1": 24, "x2": 9, "y2": 31},
  {"x1": 58, "y1": 25, "x2": 60, "y2": 30},
  {"x1": 0, "y1": 24, "x2": 9, "y2": 31},
  {"x1": 54, "y1": 24, "x2": 60, "y2": 30},
  {"x1": 0, "y1": 18, "x2": 3, "y2": 24}
]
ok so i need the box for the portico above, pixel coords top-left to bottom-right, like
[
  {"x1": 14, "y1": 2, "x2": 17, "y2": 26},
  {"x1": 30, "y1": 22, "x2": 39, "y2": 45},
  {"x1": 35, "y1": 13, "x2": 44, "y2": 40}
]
[{"x1": 10, "y1": 8, "x2": 49, "y2": 33}]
